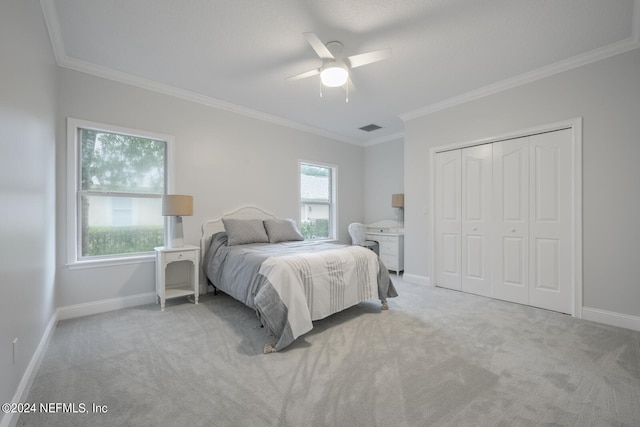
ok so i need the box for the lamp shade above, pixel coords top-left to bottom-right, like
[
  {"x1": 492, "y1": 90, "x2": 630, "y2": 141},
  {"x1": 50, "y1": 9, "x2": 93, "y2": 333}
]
[
  {"x1": 162, "y1": 195, "x2": 193, "y2": 216},
  {"x1": 392, "y1": 193, "x2": 404, "y2": 208}
]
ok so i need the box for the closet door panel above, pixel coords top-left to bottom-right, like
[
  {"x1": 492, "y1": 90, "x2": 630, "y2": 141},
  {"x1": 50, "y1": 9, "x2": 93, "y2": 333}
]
[
  {"x1": 435, "y1": 150, "x2": 462, "y2": 290},
  {"x1": 461, "y1": 144, "x2": 492, "y2": 297},
  {"x1": 528, "y1": 129, "x2": 572, "y2": 313},
  {"x1": 493, "y1": 138, "x2": 529, "y2": 305},
  {"x1": 503, "y1": 237, "x2": 525, "y2": 285}
]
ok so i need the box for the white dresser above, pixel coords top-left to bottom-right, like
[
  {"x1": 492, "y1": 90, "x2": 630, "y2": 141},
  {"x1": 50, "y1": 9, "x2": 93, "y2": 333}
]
[{"x1": 366, "y1": 224, "x2": 404, "y2": 274}]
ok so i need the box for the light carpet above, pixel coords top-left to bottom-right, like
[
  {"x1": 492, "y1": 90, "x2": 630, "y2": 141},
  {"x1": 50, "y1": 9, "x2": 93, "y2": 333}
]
[{"x1": 18, "y1": 277, "x2": 640, "y2": 426}]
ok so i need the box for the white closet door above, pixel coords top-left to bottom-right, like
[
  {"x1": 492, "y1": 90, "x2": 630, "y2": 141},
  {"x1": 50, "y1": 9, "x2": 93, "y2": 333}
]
[
  {"x1": 435, "y1": 149, "x2": 461, "y2": 290},
  {"x1": 461, "y1": 144, "x2": 493, "y2": 297},
  {"x1": 528, "y1": 129, "x2": 572, "y2": 313},
  {"x1": 435, "y1": 128, "x2": 573, "y2": 314},
  {"x1": 493, "y1": 137, "x2": 530, "y2": 305}
]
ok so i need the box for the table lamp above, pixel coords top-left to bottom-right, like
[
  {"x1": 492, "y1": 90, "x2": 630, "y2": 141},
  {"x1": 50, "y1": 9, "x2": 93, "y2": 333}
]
[
  {"x1": 392, "y1": 193, "x2": 404, "y2": 226},
  {"x1": 162, "y1": 194, "x2": 193, "y2": 248},
  {"x1": 391, "y1": 193, "x2": 404, "y2": 208}
]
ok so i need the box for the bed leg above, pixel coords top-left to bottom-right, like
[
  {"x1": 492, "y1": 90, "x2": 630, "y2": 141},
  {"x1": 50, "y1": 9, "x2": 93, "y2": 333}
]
[{"x1": 206, "y1": 279, "x2": 219, "y2": 295}]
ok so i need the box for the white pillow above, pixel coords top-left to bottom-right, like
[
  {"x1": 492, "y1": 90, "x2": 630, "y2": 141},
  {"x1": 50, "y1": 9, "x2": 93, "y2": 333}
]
[
  {"x1": 222, "y1": 218, "x2": 269, "y2": 246},
  {"x1": 264, "y1": 219, "x2": 304, "y2": 243}
]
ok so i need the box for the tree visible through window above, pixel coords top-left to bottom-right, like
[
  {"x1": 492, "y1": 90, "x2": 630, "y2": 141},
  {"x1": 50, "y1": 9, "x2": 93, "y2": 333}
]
[
  {"x1": 78, "y1": 127, "x2": 166, "y2": 258},
  {"x1": 299, "y1": 162, "x2": 335, "y2": 240}
]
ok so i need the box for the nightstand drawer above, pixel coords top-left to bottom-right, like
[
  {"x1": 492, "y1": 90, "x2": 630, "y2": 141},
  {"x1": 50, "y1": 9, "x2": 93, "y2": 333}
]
[{"x1": 164, "y1": 250, "x2": 196, "y2": 263}]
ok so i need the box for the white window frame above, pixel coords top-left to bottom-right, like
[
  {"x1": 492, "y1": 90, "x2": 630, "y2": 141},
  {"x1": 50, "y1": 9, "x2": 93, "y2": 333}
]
[
  {"x1": 298, "y1": 160, "x2": 337, "y2": 241},
  {"x1": 66, "y1": 118, "x2": 174, "y2": 269}
]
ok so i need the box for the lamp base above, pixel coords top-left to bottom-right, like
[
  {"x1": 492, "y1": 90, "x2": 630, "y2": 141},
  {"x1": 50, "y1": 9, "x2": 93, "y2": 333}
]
[{"x1": 166, "y1": 216, "x2": 185, "y2": 248}]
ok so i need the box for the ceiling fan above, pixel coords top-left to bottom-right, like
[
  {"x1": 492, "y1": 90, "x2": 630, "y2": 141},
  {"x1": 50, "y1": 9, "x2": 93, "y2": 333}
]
[{"x1": 287, "y1": 32, "x2": 391, "y2": 99}]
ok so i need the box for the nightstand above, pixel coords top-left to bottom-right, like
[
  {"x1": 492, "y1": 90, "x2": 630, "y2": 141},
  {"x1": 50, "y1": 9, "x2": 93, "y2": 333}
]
[{"x1": 154, "y1": 245, "x2": 200, "y2": 311}]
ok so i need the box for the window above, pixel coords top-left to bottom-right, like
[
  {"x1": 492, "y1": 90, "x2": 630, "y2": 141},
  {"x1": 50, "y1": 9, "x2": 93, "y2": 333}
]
[
  {"x1": 299, "y1": 161, "x2": 336, "y2": 240},
  {"x1": 67, "y1": 118, "x2": 172, "y2": 265}
]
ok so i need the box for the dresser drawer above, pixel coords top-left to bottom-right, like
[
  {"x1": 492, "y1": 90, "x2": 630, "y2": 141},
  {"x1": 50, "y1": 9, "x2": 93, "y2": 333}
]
[
  {"x1": 379, "y1": 241, "x2": 397, "y2": 256},
  {"x1": 164, "y1": 250, "x2": 196, "y2": 263},
  {"x1": 380, "y1": 254, "x2": 397, "y2": 270},
  {"x1": 365, "y1": 232, "x2": 404, "y2": 273}
]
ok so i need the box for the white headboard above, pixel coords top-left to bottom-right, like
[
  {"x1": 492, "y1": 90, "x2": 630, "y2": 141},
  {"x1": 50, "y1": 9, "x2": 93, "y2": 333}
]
[{"x1": 199, "y1": 206, "x2": 276, "y2": 290}]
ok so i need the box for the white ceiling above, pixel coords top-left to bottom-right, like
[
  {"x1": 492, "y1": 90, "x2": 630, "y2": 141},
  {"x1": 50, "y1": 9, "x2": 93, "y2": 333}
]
[{"x1": 42, "y1": 0, "x2": 639, "y2": 145}]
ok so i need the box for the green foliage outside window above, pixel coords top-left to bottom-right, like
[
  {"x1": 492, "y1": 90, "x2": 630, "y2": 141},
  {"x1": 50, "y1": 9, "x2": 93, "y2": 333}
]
[
  {"x1": 83, "y1": 226, "x2": 164, "y2": 256},
  {"x1": 81, "y1": 129, "x2": 165, "y2": 193},
  {"x1": 301, "y1": 219, "x2": 329, "y2": 240}
]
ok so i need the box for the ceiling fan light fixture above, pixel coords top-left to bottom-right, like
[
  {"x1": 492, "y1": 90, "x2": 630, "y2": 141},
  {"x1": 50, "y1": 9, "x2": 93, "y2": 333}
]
[{"x1": 320, "y1": 63, "x2": 348, "y2": 87}]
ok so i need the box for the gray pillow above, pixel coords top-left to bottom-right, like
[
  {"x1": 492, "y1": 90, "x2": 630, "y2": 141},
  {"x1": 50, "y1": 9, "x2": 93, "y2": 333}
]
[
  {"x1": 222, "y1": 218, "x2": 269, "y2": 246},
  {"x1": 264, "y1": 218, "x2": 304, "y2": 243}
]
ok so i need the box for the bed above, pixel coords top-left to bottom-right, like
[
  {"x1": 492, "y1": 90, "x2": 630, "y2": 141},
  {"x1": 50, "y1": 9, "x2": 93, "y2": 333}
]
[{"x1": 200, "y1": 206, "x2": 398, "y2": 353}]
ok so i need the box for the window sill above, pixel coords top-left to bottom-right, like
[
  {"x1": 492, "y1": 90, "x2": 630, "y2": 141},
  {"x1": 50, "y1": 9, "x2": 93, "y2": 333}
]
[{"x1": 67, "y1": 253, "x2": 155, "y2": 270}]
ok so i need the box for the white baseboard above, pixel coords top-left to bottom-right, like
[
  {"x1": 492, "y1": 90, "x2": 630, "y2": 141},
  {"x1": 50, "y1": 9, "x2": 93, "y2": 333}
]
[
  {"x1": 582, "y1": 307, "x2": 640, "y2": 332},
  {"x1": 402, "y1": 273, "x2": 432, "y2": 287},
  {"x1": 1, "y1": 312, "x2": 58, "y2": 427},
  {"x1": 56, "y1": 292, "x2": 156, "y2": 321}
]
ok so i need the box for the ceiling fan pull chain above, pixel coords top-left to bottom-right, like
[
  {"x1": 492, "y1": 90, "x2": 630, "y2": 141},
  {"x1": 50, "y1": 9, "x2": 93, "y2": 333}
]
[{"x1": 345, "y1": 80, "x2": 349, "y2": 103}]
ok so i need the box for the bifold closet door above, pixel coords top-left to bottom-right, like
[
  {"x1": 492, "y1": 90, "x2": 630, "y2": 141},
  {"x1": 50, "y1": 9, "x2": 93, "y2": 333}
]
[
  {"x1": 435, "y1": 144, "x2": 492, "y2": 295},
  {"x1": 461, "y1": 144, "x2": 493, "y2": 297},
  {"x1": 435, "y1": 149, "x2": 461, "y2": 290},
  {"x1": 436, "y1": 128, "x2": 573, "y2": 314},
  {"x1": 492, "y1": 137, "x2": 530, "y2": 305},
  {"x1": 527, "y1": 130, "x2": 572, "y2": 313},
  {"x1": 493, "y1": 129, "x2": 572, "y2": 313}
]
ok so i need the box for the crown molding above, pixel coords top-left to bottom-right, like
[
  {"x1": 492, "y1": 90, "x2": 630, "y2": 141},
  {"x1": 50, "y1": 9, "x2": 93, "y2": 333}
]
[
  {"x1": 400, "y1": 36, "x2": 640, "y2": 122},
  {"x1": 40, "y1": 0, "x2": 64, "y2": 61},
  {"x1": 39, "y1": 0, "x2": 363, "y2": 147},
  {"x1": 41, "y1": 0, "x2": 637, "y2": 145},
  {"x1": 59, "y1": 56, "x2": 362, "y2": 146}
]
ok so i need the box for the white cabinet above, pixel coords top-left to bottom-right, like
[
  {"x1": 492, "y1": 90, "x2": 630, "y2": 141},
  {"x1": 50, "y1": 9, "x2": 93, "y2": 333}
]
[
  {"x1": 154, "y1": 245, "x2": 200, "y2": 311},
  {"x1": 366, "y1": 232, "x2": 404, "y2": 274}
]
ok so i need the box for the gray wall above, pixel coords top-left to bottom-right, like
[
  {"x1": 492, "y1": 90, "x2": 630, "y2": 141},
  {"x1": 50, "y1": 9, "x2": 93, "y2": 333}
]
[
  {"x1": 363, "y1": 137, "x2": 404, "y2": 224},
  {"x1": 55, "y1": 69, "x2": 366, "y2": 308},
  {"x1": 0, "y1": 0, "x2": 57, "y2": 411},
  {"x1": 404, "y1": 48, "x2": 640, "y2": 319}
]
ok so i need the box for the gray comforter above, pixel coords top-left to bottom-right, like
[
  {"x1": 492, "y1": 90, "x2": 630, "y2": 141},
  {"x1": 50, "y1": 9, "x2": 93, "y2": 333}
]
[{"x1": 204, "y1": 232, "x2": 398, "y2": 352}]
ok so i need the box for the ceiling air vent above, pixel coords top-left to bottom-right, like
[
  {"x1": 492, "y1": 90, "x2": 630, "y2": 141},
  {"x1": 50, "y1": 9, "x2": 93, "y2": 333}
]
[{"x1": 359, "y1": 124, "x2": 382, "y2": 132}]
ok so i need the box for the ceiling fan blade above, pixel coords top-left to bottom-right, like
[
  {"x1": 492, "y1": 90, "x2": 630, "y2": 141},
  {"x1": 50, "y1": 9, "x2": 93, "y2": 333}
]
[
  {"x1": 347, "y1": 48, "x2": 392, "y2": 69},
  {"x1": 303, "y1": 32, "x2": 334, "y2": 60},
  {"x1": 286, "y1": 68, "x2": 320, "y2": 81}
]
